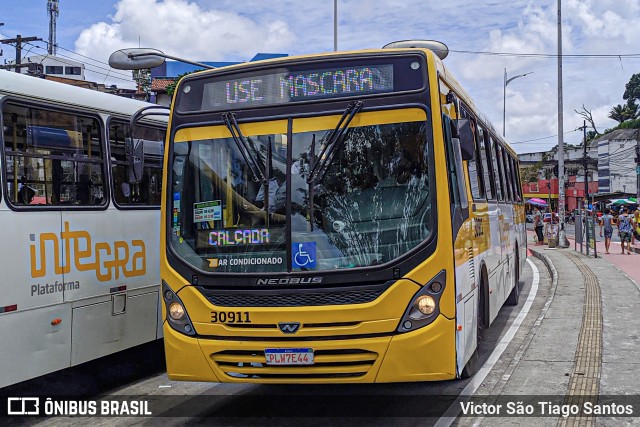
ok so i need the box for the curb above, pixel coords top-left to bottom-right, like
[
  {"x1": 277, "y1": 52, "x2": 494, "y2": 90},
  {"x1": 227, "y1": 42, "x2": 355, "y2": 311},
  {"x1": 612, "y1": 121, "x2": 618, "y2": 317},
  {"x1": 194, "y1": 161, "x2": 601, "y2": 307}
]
[{"x1": 528, "y1": 246, "x2": 558, "y2": 290}]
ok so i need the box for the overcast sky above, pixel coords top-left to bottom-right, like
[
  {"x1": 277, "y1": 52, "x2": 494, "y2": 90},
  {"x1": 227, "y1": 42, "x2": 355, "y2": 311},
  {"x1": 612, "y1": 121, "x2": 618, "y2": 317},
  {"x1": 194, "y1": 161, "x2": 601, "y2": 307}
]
[{"x1": 2, "y1": 0, "x2": 640, "y2": 153}]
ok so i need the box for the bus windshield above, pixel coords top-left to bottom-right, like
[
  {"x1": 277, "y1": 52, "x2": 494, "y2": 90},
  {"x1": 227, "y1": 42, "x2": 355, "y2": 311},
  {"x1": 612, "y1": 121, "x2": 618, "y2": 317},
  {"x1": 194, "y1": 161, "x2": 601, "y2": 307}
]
[{"x1": 170, "y1": 109, "x2": 433, "y2": 274}]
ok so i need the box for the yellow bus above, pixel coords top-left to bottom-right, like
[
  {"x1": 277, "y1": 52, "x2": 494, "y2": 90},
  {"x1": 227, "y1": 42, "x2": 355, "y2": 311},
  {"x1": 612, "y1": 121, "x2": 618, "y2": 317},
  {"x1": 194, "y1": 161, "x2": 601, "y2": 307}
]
[{"x1": 154, "y1": 41, "x2": 526, "y2": 382}]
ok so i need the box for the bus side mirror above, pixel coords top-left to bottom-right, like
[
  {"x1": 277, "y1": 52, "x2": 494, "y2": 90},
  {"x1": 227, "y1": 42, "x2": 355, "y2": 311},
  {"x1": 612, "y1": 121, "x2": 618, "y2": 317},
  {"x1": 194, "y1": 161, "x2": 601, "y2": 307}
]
[{"x1": 455, "y1": 119, "x2": 475, "y2": 161}]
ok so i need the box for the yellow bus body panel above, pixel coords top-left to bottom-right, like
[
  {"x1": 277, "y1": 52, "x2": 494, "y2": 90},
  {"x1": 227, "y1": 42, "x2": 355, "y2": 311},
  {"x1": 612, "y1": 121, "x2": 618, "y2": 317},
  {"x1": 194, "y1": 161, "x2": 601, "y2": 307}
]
[
  {"x1": 163, "y1": 315, "x2": 455, "y2": 383},
  {"x1": 159, "y1": 48, "x2": 499, "y2": 383}
]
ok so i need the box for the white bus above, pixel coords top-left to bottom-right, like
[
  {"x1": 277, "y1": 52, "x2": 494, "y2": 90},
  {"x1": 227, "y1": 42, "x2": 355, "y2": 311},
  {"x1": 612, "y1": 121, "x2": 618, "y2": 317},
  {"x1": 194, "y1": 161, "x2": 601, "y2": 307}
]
[{"x1": 0, "y1": 71, "x2": 167, "y2": 387}]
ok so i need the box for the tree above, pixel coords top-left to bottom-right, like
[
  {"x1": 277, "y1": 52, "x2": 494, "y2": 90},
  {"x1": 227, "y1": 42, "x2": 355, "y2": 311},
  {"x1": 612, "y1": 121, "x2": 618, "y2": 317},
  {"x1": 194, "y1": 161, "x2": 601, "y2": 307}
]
[
  {"x1": 623, "y1": 73, "x2": 640, "y2": 109},
  {"x1": 608, "y1": 104, "x2": 636, "y2": 123},
  {"x1": 574, "y1": 104, "x2": 600, "y2": 134},
  {"x1": 625, "y1": 99, "x2": 639, "y2": 119},
  {"x1": 165, "y1": 70, "x2": 199, "y2": 97}
]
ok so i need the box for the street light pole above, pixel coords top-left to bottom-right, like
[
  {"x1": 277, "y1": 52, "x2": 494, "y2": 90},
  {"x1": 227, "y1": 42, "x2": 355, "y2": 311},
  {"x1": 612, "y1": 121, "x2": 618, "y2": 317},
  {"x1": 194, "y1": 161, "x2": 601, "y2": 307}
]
[
  {"x1": 333, "y1": 0, "x2": 338, "y2": 52},
  {"x1": 557, "y1": 0, "x2": 569, "y2": 248},
  {"x1": 503, "y1": 68, "x2": 532, "y2": 137}
]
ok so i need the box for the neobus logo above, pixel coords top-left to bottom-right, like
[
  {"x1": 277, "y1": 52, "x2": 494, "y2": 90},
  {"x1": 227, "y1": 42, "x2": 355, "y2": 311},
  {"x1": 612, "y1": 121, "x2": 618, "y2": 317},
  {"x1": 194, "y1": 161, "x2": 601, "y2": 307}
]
[
  {"x1": 29, "y1": 222, "x2": 146, "y2": 282},
  {"x1": 256, "y1": 277, "x2": 323, "y2": 285}
]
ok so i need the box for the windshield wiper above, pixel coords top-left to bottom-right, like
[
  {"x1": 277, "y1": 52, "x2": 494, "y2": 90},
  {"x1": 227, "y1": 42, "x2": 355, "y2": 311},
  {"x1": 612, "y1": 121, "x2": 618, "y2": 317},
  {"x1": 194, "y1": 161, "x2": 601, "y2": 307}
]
[
  {"x1": 222, "y1": 112, "x2": 266, "y2": 183},
  {"x1": 307, "y1": 100, "x2": 363, "y2": 184}
]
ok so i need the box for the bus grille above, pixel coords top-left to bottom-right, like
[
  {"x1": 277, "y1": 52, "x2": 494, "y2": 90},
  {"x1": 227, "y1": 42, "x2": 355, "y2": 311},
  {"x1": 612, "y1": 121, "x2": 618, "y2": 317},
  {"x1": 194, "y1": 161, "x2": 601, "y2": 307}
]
[
  {"x1": 211, "y1": 349, "x2": 378, "y2": 379},
  {"x1": 198, "y1": 285, "x2": 389, "y2": 307}
]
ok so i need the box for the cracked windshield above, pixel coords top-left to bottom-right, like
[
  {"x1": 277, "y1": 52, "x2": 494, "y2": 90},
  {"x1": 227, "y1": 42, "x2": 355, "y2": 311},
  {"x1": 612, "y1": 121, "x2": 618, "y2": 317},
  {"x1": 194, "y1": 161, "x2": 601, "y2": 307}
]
[{"x1": 170, "y1": 112, "x2": 433, "y2": 274}]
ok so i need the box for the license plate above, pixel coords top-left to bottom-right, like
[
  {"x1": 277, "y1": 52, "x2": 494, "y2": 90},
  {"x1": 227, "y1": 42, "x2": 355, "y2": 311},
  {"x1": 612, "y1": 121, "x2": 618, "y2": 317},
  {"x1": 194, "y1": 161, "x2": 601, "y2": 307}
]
[{"x1": 264, "y1": 348, "x2": 314, "y2": 365}]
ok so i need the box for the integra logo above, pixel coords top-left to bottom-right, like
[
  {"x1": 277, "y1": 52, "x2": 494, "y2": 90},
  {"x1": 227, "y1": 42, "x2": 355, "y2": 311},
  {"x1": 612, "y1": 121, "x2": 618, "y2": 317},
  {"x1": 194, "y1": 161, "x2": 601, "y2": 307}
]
[{"x1": 256, "y1": 277, "x2": 323, "y2": 285}]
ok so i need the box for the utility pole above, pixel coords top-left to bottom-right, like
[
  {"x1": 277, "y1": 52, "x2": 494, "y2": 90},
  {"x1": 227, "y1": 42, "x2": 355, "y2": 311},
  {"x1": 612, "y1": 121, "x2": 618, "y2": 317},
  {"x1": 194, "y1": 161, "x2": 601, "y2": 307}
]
[
  {"x1": 0, "y1": 35, "x2": 42, "y2": 72},
  {"x1": 557, "y1": 0, "x2": 569, "y2": 247},
  {"x1": 48, "y1": 0, "x2": 60, "y2": 55},
  {"x1": 582, "y1": 121, "x2": 588, "y2": 208},
  {"x1": 581, "y1": 121, "x2": 590, "y2": 255}
]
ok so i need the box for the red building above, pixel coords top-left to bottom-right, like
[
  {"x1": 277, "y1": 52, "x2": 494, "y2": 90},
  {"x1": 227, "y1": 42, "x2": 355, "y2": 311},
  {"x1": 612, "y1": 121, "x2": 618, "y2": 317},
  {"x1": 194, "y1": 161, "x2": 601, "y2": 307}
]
[{"x1": 522, "y1": 177, "x2": 598, "y2": 212}]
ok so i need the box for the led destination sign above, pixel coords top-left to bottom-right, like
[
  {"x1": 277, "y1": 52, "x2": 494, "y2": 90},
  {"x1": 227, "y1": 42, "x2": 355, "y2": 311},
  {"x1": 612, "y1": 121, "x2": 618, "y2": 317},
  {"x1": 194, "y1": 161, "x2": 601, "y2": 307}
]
[{"x1": 200, "y1": 64, "x2": 395, "y2": 110}]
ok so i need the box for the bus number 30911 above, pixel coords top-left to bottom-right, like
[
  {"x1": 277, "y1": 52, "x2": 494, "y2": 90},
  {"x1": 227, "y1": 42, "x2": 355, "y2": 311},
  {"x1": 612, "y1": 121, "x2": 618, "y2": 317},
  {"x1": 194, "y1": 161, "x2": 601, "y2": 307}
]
[{"x1": 211, "y1": 311, "x2": 251, "y2": 323}]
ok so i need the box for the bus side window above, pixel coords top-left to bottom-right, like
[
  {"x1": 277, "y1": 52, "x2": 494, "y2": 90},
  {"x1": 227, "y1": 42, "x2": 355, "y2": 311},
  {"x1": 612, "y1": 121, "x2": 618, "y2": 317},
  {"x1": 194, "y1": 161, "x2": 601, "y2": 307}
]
[
  {"x1": 109, "y1": 121, "x2": 165, "y2": 207},
  {"x1": 489, "y1": 136, "x2": 504, "y2": 201},
  {"x1": 477, "y1": 126, "x2": 494, "y2": 200},
  {"x1": 504, "y1": 154, "x2": 518, "y2": 202},
  {"x1": 511, "y1": 156, "x2": 522, "y2": 201},
  {"x1": 2, "y1": 102, "x2": 105, "y2": 207},
  {"x1": 460, "y1": 106, "x2": 484, "y2": 200},
  {"x1": 493, "y1": 144, "x2": 509, "y2": 201},
  {"x1": 443, "y1": 115, "x2": 468, "y2": 210},
  {"x1": 500, "y1": 146, "x2": 512, "y2": 202}
]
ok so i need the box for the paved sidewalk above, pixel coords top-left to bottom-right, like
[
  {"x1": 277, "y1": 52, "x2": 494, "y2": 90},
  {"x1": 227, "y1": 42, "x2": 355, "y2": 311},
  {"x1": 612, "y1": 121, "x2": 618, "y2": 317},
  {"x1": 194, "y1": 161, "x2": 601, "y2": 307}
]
[
  {"x1": 528, "y1": 226, "x2": 640, "y2": 283},
  {"x1": 524, "y1": 239, "x2": 640, "y2": 426},
  {"x1": 566, "y1": 233, "x2": 640, "y2": 284}
]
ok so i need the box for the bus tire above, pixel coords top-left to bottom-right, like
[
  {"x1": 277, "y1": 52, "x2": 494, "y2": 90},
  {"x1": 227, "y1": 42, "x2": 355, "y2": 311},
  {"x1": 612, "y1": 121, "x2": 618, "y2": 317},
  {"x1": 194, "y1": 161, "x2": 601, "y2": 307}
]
[
  {"x1": 461, "y1": 348, "x2": 479, "y2": 379},
  {"x1": 514, "y1": 242, "x2": 521, "y2": 285},
  {"x1": 506, "y1": 253, "x2": 520, "y2": 305}
]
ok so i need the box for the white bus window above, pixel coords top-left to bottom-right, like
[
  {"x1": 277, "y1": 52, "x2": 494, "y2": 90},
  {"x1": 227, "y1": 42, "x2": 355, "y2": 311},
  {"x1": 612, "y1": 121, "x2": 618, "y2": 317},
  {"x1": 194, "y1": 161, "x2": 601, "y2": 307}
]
[
  {"x1": 109, "y1": 121, "x2": 165, "y2": 207},
  {"x1": 2, "y1": 103, "x2": 106, "y2": 207},
  {"x1": 477, "y1": 127, "x2": 494, "y2": 200},
  {"x1": 489, "y1": 136, "x2": 504, "y2": 201}
]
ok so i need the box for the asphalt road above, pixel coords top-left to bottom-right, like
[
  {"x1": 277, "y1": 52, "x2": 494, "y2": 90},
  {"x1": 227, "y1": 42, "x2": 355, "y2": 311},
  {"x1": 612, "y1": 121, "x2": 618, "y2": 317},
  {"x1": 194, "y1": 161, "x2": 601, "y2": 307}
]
[{"x1": 7, "y1": 258, "x2": 551, "y2": 426}]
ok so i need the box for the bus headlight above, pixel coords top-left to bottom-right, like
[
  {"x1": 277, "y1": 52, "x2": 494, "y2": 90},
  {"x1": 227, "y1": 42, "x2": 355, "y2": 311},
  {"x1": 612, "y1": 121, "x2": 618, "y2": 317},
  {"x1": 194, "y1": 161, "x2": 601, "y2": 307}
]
[
  {"x1": 398, "y1": 270, "x2": 446, "y2": 333},
  {"x1": 415, "y1": 295, "x2": 436, "y2": 316},
  {"x1": 169, "y1": 302, "x2": 185, "y2": 320},
  {"x1": 162, "y1": 281, "x2": 196, "y2": 336}
]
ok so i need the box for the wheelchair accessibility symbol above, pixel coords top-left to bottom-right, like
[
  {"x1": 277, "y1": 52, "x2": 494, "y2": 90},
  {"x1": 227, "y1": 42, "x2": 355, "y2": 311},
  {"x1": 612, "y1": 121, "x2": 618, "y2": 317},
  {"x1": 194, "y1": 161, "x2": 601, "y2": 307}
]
[{"x1": 292, "y1": 242, "x2": 316, "y2": 269}]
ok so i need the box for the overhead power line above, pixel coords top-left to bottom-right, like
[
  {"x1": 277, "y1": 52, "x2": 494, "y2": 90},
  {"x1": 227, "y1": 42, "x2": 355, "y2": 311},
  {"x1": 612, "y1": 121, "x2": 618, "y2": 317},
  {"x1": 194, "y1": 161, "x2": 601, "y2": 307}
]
[
  {"x1": 24, "y1": 40, "x2": 133, "y2": 81},
  {"x1": 0, "y1": 31, "x2": 134, "y2": 83},
  {"x1": 510, "y1": 129, "x2": 580, "y2": 145},
  {"x1": 450, "y1": 49, "x2": 640, "y2": 59}
]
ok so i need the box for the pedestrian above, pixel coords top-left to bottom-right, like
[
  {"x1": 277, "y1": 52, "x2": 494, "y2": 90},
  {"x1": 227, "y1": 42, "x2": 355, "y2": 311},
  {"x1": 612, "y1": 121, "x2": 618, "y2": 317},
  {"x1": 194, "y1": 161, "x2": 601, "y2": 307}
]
[
  {"x1": 618, "y1": 207, "x2": 633, "y2": 255},
  {"x1": 533, "y1": 207, "x2": 544, "y2": 246},
  {"x1": 633, "y1": 209, "x2": 640, "y2": 245},
  {"x1": 599, "y1": 208, "x2": 614, "y2": 254}
]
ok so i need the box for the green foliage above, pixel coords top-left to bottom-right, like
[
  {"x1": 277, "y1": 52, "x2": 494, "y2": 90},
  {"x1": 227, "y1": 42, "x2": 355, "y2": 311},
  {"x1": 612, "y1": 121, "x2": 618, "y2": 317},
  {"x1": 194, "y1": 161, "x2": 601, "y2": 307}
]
[
  {"x1": 618, "y1": 117, "x2": 640, "y2": 129},
  {"x1": 598, "y1": 73, "x2": 640, "y2": 137},
  {"x1": 608, "y1": 104, "x2": 636, "y2": 123},
  {"x1": 623, "y1": 73, "x2": 640, "y2": 105},
  {"x1": 165, "y1": 70, "x2": 199, "y2": 97},
  {"x1": 601, "y1": 118, "x2": 640, "y2": 136}
]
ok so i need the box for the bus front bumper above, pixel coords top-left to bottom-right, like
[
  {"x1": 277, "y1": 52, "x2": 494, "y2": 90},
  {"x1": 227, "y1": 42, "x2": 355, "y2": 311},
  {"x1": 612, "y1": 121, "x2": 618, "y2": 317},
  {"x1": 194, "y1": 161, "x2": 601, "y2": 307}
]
[{"x1": 163, "y1": 315, "x2": 456, "y2": 383}]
